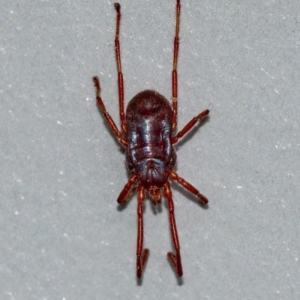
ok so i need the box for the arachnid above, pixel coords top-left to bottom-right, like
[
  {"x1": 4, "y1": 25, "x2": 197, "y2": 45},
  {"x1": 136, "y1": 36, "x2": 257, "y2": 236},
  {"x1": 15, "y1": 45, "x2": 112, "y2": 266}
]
[{"x1": 93, "y1": 0, "x2": 210, "y2": 278}]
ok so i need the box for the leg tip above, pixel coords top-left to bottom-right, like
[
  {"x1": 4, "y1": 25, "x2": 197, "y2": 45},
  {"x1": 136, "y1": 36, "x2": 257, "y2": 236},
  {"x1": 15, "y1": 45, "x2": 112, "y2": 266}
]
[
  {"x1": 93, "y1": 76, "x2": 100, "y2": 89},
  {"x1": 167, "y1": 252, "x2": 183, "y2": 277},
  {"x1": 136, "y1": 249, "x2": 150, "y2": 278},
  {"x1": 114, "y1": 3, "x2": 121, "y2": 13},
  {"x1": 198, "y1": 193, "x2": 208, "y2": 204},
  {"x1": 197, "y1": 109, "x2": 210, "y2": 121}
]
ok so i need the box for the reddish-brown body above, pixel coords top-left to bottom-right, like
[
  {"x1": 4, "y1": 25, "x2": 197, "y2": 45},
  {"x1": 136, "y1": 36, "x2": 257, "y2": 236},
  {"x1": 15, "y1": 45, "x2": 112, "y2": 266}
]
[
  {"x1": 93, "y1": 1, "x2": 210, "y2": 278},
  {"x1": 126, "y1": 91, "x2": 176, "y2": 193}
]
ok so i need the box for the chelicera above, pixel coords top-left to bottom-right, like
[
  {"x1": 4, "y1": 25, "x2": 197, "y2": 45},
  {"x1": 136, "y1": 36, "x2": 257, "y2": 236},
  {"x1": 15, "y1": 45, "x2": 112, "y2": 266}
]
[{"x1": 93, "y1": 0, "x2": 209, "y2": 278}]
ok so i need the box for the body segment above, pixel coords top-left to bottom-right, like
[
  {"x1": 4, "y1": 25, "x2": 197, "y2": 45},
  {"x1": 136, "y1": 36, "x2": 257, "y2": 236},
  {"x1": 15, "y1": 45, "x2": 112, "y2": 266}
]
[{"x1": 126, "y1": 90, "x2": 176, "y2": 191}]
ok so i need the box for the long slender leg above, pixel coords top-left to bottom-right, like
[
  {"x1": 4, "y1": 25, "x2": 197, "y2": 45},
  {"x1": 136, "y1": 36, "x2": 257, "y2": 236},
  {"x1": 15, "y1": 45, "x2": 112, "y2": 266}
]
[
  {"x1": 136, "y1": 186, "x2": 149, "y2": 278},
  {"x1": 114, "y1": 3, "x2": 126, "y2": 134},
  {"x1": 93, "y1": 77, "x2": 127, "y2": 147},
  {"x1": 172, "y1": 109, "x2": 209, "y2": 144},
  {"x1": 171, "y1": 0, "x2": 181, "y2": 132},
  {"x1": 117, "y1": 174, "x2": 137, "y2": 204},
  {"x1": 164, "y1": 181, "x2": 183, "y2": 277},
  {"x1": 170, "y1": 170, "x2": 208, "y2": 204}
]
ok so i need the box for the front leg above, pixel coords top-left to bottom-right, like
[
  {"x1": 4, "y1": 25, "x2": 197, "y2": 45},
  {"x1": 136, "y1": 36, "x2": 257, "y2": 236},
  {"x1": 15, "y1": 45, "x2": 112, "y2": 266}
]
[
  {"x1": 170, "y1": 170, "x2": 208, "y2": 204},
  {"x1": 172, "y1": 109, "x2": 209, "y2": 144},
  {"x1": 117, "y1": 174, "x2": 137, "y2": 204},
  {"x1": 164, "y1": 181, "x2": 183, "y2": 277},
  {"x1": 93, "y1": 77, "x2": 127, "y2": 147}
]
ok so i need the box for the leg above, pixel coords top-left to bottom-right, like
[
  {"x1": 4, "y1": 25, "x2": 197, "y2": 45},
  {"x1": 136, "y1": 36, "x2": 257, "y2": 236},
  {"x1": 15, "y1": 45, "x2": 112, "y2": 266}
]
[
  {"x1": 171, "y1": 109, "x2": 209, "y2": 144},
  {"x1": 171, "y1": 0, "x2": 181, "y2": 131},
  {"x1": 164, "y1": 181, "x2": 183, "y2": 276},
  {"x1": 93, "y1": 77, "x2": 127, "y2": 147},
  {"x1": 136, "y1": 186, "x2": 149, "y2": 278},
  {"x1": 170, "y1": 170, "x2": 208, "y2": 204},
  {"x1": 117, "y1": 174, "x2": 137, "y2": 204},
  {"x1": 114, "y1": 4, "x2": 126, "y2": 134}
]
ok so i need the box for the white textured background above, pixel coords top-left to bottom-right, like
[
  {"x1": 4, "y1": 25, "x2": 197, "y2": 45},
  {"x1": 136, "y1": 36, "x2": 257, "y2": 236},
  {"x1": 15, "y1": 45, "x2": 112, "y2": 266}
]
[{"x1": 1, "y1": 0, "x2": 300, "y2": 299}]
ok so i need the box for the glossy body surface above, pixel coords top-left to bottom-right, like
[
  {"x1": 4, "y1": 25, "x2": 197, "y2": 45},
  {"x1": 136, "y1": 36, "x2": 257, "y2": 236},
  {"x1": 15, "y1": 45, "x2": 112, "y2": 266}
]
[
  {"x1": 126, "y1": 91, "x2": 176, "y2": 194},
  {"x1": 93, "y1": 1, "x2": 210, "y2": 279}
]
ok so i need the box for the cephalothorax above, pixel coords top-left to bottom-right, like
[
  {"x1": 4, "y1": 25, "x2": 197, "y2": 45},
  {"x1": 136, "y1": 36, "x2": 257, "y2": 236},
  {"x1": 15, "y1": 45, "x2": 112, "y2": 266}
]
[{"x1": 93, "y1": 1, "x2": 209, "y2": 278}]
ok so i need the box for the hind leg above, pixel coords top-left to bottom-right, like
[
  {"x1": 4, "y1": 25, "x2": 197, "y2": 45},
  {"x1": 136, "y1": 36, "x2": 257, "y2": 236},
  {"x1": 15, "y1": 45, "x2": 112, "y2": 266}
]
[
  {"x1": 164, "y1": 182, "x2": 183, "y2": 276},
  {"x1": 136, "y1": 186, "x2": 149, "y2": 278}
]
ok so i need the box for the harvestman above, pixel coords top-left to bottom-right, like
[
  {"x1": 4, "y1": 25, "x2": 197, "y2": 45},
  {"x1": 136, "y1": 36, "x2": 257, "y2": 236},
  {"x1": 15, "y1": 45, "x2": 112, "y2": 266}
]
[{"x1": 93, "y1": 0, "x2": 209, "y2": 277}]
